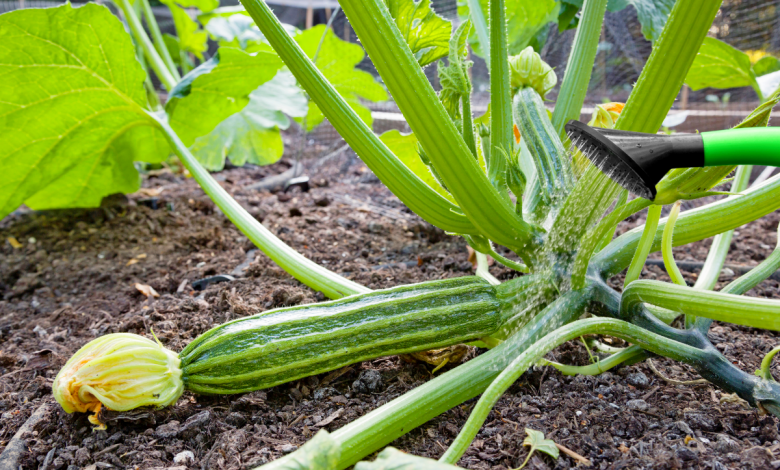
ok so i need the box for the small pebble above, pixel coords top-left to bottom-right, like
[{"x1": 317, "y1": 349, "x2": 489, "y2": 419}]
[
  {"x1": 280, "y1": 444, "x2": 297, "y2": 454},
  {"x1": 173, "y1": 450, "x2": 195, "y2": 465}
]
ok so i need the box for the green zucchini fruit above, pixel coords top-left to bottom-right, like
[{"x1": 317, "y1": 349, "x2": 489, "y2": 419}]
[
  {"x1": 513, "y1": 87, "x2": 574, "y2": 205},
  {"x1": 180, "y1": 276, "x2": 512, "y2": 394}
]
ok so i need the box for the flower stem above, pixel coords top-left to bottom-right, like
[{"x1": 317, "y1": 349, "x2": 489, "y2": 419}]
[{"x1": 550, "y1": 0, "x2": 609, "y2": 136}]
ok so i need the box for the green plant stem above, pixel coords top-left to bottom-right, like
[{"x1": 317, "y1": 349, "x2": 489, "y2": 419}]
[
  {"x1": 695, "y1": 222, "x2": 780, "y2": 332},
  {"x1": 556, "y1": 0, "x2": 721, "y2": 238},
  {"x1": 150, "y1": 113, "x2": 369, "y2": 299},
  {"x1": 624, "y1": 204, "x2": 662, "y2": 287},
  {"x1": 468, "y1": 0, "x2": 490, "y2": 67},
  {"x1": 462, "y1": 95, "x2": 478, "y2": 158},
  {"x1": 621, "y1": 280, "x2": 780, "y2": 331},
  {"x1": 180, "y1": 51, "x2": 192, "y2": 74},
  {"x1": 439, "y1": 317, "x2": 701, "y2": 464},
  {"x1": 488, "y1": 248, "x2": 529, "y2": 273},
  {"x1": 255, "y1": 282, "x2": 585, "y2": 469},
  {"x1": 118, "y1": 0, "x2": 178, "y2": 91},
  {"x1": 759, "y1": 346, "x2": 780, "y2": 381},
  {"x1": 139, "y1": 0, "x2": 181, "y2": 82},
  {"x1": 333, "y1": 0, "x2": 542, "y2": 258},
  {"x1": 693, "y1": 165, "x2": 752, "y2": 291},
  {"x1": 596, "y1": 173, "x2": 780, "y2": 277},
  {"x1": 239, "y1": 0, "x2": 476, "y2": 236},
  {"x1": 616, "y1": 0, "x2": 722, "y2": 133},
  {"x1": 488, "y1": 0, "x2": 511, "y2": 195},
  {"x1": 550, "y1": 0, "x2": 609, "y2": 136},
  {"x1": 662, "y1": 201, "x2": 686, "y2": 287},
  {"x1": 475, "y1": 252, "x2": 500, "y2": 285},
  {"x1": 539, "y1": 346, "x2": 647, "y2": 376}
]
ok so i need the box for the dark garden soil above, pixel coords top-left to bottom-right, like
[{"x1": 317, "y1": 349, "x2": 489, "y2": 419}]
[{"x1": 2, "y1": 136, "x2": 780, "y2": 470}]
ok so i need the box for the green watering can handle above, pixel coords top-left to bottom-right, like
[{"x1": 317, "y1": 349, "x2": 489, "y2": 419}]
[{"x1": 703, "y1": 127, "x2": 780, "y2": 166}]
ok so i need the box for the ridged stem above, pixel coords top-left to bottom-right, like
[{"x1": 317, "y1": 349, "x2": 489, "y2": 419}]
[
  {"x1": 488, "y1": 0, "x2": 511, "y2": 194},
  {"x1": 539, "y1": 346, "x2": 647, "y2": 376},
  {"x1": 550, "y1": 0, "x2": 609, "y2": 136},
  {"x1": 239, "y1": 0, "x2": 477, "y2": 235},
  {"x1": 595, "y1": 173, "x2": 780, "y2": 277},
  {"x1": 621, "y1": 280, "x2": 780, "y2": 331},
  {"x1": 616, "y1": 0, "x2": 722, "y2": 133},
  {"x1": 439, "y1": 317, "x2": 701, "y2": 464},
  {"x1": 693, "y1": 165, "x2": 752, "y2": 292},
  {"x1": 118, "y1": 0, "x2": 178, "y2": 91},
  {"x1": 554, "y1": 0, "x2": 721, "y2": 238},
  {"x1": 151, "y1": 112, "x2": 369, "y2": 299},
  {"x1": 695, "y1": 222, "x2": 780, "y2": 332},
  {"x1": 333, "y1": 0, "x2": 542, "y2": 257}
]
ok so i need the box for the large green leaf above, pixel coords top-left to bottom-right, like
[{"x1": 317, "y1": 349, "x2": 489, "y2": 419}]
[
  {"x1": 457, "y1": 0, "x2": 559, "y2": 56},
  {"x1": 295, "y1": 25, "x2": 388, "y2": 131},
  {"x1": 562, "y1": 0, "x2": 674, "y2": 42},
  {"x1": 608, "y1": 0, "x2": 674, "y2": 42},
  {"x1": 685, "y1": 37, "x2": 756, "y2": 91},
  {"x1": 190, "y1": 71, "x2": 307, "y2": 170},
  {"x1": 165, "y1": 48, "x2": 284, "y2": 147},
  {"x1": 0, "y1": 3, "x2": 168, "y2": 218},
  {"x1": 752, "y1": 55, "x2": 780, "y2": 77},
  {"x1": 379, "y1": 130, "x2": 455, "y2": 204},
  {"x1": 385, "y1": 0, "x2": 452, "y2": 67},
  {"x1": 162, "y1": 0, "x2": 208, "y2": 59}
]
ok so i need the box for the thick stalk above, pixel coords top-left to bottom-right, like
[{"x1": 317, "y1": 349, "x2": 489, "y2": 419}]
[
  {"x1": 695, "y1": 222, "x2": 780, "y2": 332},
  {"x1": 616, "y1": 0, "x2": 722, "y2": 133},
  {"x1": 596, "y1": 173, "x2": 780, "y2": 277},
  {"x1": 555, "y1": 0, "x2": 721, "y2": 236},
  {"x1": 621, "y1": 280, "x2": 780, "y2": 331},
  {"x1": 591, "y1": 278, "x2": 780, "y2": 417},
  {"x1": 139, "y1": 0, "x2": 181, "y2": 82},
  {"x1": 118, "y1": 0, "x2": 178, "y2": 91},
  {"x1": 239, "y1": 0, "x2": 476, "y2": 235},
  {"x1": 550, "y1": 0, "x2": 609, "y2": 136},
  {"x1": 693, "y1": 165, "x2": 752, "y2": 291},
  {"x1": 254, "y1": 282, "x2": 586, "y2": 469},
  {"x1": 488, "y1": 0, "x2": 511, "y2": 194},
  {"x1": 333, "y1": 0, "x2": 542, "y2": 257},
  {"x1": 150, "y1": 113, "x2": 369, "y2": 299},
  {"x1": 439, "y1": 317, "x2": 702, "y2": 464}
]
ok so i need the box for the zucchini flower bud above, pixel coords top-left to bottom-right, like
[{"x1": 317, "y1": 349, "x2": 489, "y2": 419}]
[
  {"x1": 587, "y1": 102, "x2": 625, "y2": 129},
  {"x1": 53, "y1": 333, "x2": 183, "y2": 427},
  {"x1": 509, "y1": 47, "x2": 557, "y2": 98}
]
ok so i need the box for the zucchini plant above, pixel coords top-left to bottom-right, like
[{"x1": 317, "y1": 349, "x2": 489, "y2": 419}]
[{"x1": 5, "y1": 0, "x2": 780, "y2": 468}]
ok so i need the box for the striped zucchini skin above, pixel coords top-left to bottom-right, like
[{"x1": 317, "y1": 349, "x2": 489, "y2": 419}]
[{"x1": 179, "y1": 277, "x2": 506, "y2": 394}]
